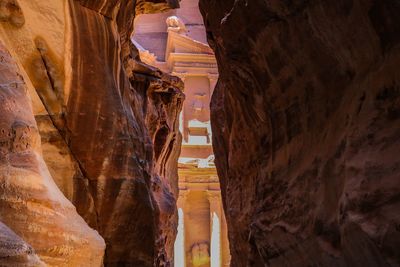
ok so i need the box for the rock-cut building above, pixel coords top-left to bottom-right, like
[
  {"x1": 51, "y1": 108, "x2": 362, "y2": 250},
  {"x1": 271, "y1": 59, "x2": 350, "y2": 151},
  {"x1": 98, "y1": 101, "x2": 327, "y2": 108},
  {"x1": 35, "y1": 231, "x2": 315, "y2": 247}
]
[{"x1": 133, "y1": 1, "x2": 231, "y2": 266}]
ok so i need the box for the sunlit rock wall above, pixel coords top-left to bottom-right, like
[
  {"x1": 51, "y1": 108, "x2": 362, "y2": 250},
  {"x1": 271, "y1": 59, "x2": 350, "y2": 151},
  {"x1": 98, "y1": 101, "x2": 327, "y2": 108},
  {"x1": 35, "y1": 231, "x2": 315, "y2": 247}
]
[
  {"x1": 0, "y1": 40, "x2": 105, "y2": 266},
  {"x1": 200, "y1": 0, "x2": 400, "y2": 266},
  {"x1": 0, "y1": 0, "x2": 183, "y2": 266}
]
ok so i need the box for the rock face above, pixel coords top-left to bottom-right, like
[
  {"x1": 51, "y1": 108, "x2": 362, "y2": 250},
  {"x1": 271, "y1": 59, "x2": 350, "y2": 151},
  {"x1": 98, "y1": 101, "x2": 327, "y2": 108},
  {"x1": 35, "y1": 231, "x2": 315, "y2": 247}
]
[
  {"x1": 0, "y1": 41, "x2": 105, "y2": 266},
  {"x1": 200, "y1": 0, "x2": 400, "y2": 266},
  {"x1": 67, "y1": 1, "x2": 183, "y2": 265},
  {"x1": 0, "y1": 0, "x2": 183, "y2": 266},
  {"x1": 0, "y1": 222, "x2": 45, "y2": 267}
]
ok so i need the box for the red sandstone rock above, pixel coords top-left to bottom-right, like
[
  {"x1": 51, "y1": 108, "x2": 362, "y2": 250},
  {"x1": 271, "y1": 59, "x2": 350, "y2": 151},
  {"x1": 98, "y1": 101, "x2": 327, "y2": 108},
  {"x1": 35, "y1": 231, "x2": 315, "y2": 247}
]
[
  {"x1": 0, "y1": 221, "x2": 45, "y2": 267},
  {"x1": 0, "y1": 40, "x2": 105, "y2": 266},
  {"x1": 67, "y1": 1, "x2": 183, "y2": 265},
  {"x1": 0, "y1": 0, "x2": 183, "y2": 265},
  {"x1": 200, "y1": 0, "x2": 400, "y2": 266}
]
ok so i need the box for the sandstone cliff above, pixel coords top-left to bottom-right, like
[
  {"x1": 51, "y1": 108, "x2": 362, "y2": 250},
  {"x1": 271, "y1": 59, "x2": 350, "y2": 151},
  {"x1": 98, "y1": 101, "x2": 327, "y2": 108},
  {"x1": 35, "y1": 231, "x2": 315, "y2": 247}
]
[
  {"x1": 0, "y1": 40, "x2": 105, "y2": 266},
  {"x1": 0, "y1": 0, "x2": 182, "y2": 266},
  {"x1": 200, "y1": 0, "x2": 400, "y2": 266}
]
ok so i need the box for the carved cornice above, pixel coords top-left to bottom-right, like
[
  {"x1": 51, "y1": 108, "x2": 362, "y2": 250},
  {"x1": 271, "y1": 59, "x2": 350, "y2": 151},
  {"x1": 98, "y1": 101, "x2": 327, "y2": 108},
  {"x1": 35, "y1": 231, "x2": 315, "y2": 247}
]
[
  {"x1": 206, "y1": 190, "x2": 221, "y2": 201},
  {"x1": 166, "y1": 30, "x2": 213, "y2": 59}
]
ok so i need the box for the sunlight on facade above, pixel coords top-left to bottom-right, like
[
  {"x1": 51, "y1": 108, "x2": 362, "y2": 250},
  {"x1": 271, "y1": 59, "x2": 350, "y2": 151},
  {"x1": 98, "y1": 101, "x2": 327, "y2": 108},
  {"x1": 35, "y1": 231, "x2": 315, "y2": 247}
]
[
  {"x1": 174, "y1": 209, "x2": 185, "y2": 267},
  {"x1": 210, "y1": 213, "x2": 221, "y2": 267}
]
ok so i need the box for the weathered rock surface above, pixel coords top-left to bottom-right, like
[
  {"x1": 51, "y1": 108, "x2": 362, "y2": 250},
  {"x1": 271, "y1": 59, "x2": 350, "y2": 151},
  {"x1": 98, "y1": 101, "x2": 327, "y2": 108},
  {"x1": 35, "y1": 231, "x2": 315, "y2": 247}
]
[
  {"x1": 0, "y1": 40, "x2": 105, "y2": 266},
  {"x1": 200, "y1": 0, "x2": 400, "y2": 266},
  {"x1": 0, "y1": 0, "x2": 183, "y2": 266},
  {"x1": 0, "y1": 221, "x2": 45, "y2": 267},
  {"x1": 67, "y1": 1, "x2": 183, "y2": 265}
]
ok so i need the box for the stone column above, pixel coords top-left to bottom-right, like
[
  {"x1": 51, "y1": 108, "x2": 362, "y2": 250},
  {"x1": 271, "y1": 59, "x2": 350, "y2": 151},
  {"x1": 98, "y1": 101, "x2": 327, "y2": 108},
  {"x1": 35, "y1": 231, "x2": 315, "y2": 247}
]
[
  {"x1": 174, "y1": 73, "x2": 189, "y2": 143},
  {"x1": 206, "y1": 74, "x2": 218, "y2": 143},
  {"x1": 176, "y1": 189, "x2": 190, "y2": 267},
  {"x1": 207, "y1": 190, "x2": 221, "y2": 227},
  {"x1": 177, "y1": 188, "x2": 189, "y2": 209},
  {"x1": 207, "y1": 190, "x2": 231, "y2": 267},
  {"x1": 184, "y1": 190, "x2": 211, "y2": 267},
  {"x1": 207, "y1": 191, "x2": 222, "y2": 267},
  {"x1": 207, "y1": 74, "x2": 218, "y2": 95},
  {"x1": 221, "y1": 211, "x2": 231, "y2": 266}
]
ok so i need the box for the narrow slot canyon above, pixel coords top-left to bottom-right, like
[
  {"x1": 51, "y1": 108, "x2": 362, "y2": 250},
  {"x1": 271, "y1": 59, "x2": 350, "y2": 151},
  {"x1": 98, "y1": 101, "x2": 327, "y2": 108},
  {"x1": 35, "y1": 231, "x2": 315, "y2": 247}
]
[
  {"x1": 133, "y1": 2, "x2": 230, "y2": 266},
  {"x1": 0, "y1": 1, "x2": 399, "y2": 267}
]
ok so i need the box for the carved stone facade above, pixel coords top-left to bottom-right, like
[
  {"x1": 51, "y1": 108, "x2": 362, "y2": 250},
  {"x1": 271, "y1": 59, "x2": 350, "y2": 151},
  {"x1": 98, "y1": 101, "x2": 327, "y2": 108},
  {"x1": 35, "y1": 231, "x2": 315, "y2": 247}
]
[{"x1": 133, "y1": 1, "x2": 230, "y2": 266}]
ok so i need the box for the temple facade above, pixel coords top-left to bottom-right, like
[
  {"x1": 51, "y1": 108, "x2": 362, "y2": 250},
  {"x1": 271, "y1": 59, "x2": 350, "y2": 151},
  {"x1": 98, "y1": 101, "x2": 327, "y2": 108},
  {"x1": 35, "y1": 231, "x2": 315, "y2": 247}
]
[{"x1": 133, "y1": 1, "x2": 231, "y2": 266}]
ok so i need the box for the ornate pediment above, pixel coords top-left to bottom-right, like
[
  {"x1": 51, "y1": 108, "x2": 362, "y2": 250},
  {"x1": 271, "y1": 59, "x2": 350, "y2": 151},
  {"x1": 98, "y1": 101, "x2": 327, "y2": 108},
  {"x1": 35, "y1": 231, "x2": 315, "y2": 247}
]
[{"x1": 166, "y1": 30, "x2": 214, "y2": 57}]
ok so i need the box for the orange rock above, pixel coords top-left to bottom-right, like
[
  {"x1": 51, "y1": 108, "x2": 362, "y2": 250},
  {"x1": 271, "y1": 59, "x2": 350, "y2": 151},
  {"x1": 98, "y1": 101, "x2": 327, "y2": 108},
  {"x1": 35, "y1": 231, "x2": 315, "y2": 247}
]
[{"x1": 0, "y1": 40, "x2": 105, "y2": 266}]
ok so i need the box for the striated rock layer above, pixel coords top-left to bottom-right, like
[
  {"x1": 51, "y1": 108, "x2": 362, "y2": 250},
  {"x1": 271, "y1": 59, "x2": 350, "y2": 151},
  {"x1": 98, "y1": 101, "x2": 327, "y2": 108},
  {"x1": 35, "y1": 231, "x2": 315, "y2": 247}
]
[
  {"x1": 0, "y1": 221, "x2": 45, "y2": 267},
  {"x1": 0, "y1": 41, "x2": 105, "y2": 266},
  {"x1": 0, "y1": 0, "x2": 183, "y2": 266},
  {"x1": 67, "y1": 1, "x2": 183, "y2": 265},
  {"x1": 200, "y1": 0, "x2": 400, "y2": 266}
]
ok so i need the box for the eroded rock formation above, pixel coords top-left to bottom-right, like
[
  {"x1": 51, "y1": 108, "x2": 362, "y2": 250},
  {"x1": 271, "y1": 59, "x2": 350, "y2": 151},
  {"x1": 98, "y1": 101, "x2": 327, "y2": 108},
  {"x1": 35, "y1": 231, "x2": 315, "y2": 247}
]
[
  {"x1": 67, "y1": 1, "x2": 183, "y2": 265},
  {"x1": 0, "y1": 222, "x2": 44, "y2": 267},
  {"x1": 0, "y1": 41, "x2": 105, "y2": 266},
  {"x1": 200, "y1": 0, "x2": 400, "y2": 266},
  {"x1": 0, "y1": 0, "x2": 183, "y2": 266}
]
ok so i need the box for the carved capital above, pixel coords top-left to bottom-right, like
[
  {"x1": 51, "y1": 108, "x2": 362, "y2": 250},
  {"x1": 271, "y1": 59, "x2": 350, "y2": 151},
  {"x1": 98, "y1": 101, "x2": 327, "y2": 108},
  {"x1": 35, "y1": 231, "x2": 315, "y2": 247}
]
[
  {"x1": 206, "y1": 190, "x2": 220, "y2": 201},
  {"x1": 171, "y1": 72, "x2": 187, "y2": 82},
  {"x1": 207, "y1": 73, "x2": 218, "y2": 82},
  {"x1": 178, "y1": 189, "x2": 190, "y2": 200}
]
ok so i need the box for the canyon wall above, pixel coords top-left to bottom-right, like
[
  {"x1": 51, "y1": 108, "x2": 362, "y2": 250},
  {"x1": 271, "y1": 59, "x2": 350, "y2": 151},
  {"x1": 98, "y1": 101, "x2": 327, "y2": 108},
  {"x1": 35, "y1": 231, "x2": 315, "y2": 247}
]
[
  {"x1": 200, "y1": 0, "x2": 400, "y2": 266},
  {"x1": 0, "y1": 40, "x2": 105, "y2": 266},
  {"x1": 0, "y1": 221, "x2": 45, "y2": 266},
  {"x1": 0, "y1": 0, "x2": 182, "y2": 266}
]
